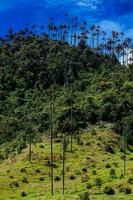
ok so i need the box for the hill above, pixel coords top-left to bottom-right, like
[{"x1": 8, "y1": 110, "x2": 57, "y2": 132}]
[
  {"x1": 0, "y1": 127, "x2": 133, "y2": 200},
  {"x1": 0, "y1": 31, "x2": 133, "y2": 199}
]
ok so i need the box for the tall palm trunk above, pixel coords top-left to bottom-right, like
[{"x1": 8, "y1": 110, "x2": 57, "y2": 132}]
[
  {"x1": 123, "y1": 131, "x2": 126, "y2": 177},
  {"x1": 70, "y1": 83, "x2": 73, "y2": 153},
  {"x1": 29, "y1": 131, "x2": 32, "y2": 163},
  {"x1": 50, "y1": 83, "x2": 54, "y2": 195},
  {"x1": 62, "y1": 133, "x2": 66, "y2": 194}
]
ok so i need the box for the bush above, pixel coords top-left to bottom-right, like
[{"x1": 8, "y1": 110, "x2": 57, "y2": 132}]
[
  {"x1": 20, "y1": 168, "x2": 26, "y2": 173},
  {"x1": 70, "y1": 174, "x2": 76, "y2": 180},
  {"x1": 54, "y1": 176, "x2": 61, "y2": 181},
  {"x1": 9, "y1": 175, "x2": 14, "y2": 179},
  {"x1": 21, "y1": 191, "x2": 27, "y2": 197},
  {"x1": 125, "y1": 187, "x2": 132, "y2": 194},
  {"x1": 22, "y1": 177, "x2": 28, "y2": 183},
  {"x1": 86, "y1": 183, "x2": 92, "y2": 189},
  {"x1": 109, "y1": 168, "x2": 116, "y2": 178},
  {"x1": 39, "y1": 144, "x2": 44, "y2": 148},
  {"x1": 90, "y1": 129, "x2": 96, "y2": 136},
  {"x1": 105, "y1": 163, "x2": 111, "y2": 168},
  {"x1": 128, "y1": 177, "x2": 133, "y2": 184},
  {"x1": 82, "y1": 168, "x2": 87, "y2": 172},
  {"x1": 79, "y1": 191, "x2": 90, "y2": 200},
  {"x1": 103, "y1": 186, "x2": 115, "y2": 195},
  {"x1": 10, "y1": 181, "x2": 19, "y2": 188},
  {"x1": 0, "y1": 153, "x2": 4, "y2": 160},
  {"x1": 94, "y1": 177, "x2": 102, "y2": 187},
  {"x1": 35, "y1": 169, "x2": 41, "y2": 173},
  {"x1": 105, "y1": 144, "x2": 115, "y2": 154},
  {"x1": 39, "y1": 177, "x2": 44, "y2": 181},
  {"x1": 92, "y1": 170, "x2": 97, "y2": 175},
  {"x1": 81, "y1": 175, "x2": 89, "y2": 183},
  {"x1": 119, "y1": 185, "x2": 132, "y2": 194}
]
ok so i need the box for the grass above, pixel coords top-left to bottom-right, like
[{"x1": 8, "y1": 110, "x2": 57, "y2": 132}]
[{"x1": 0, "y1": 127, "x2": 133, "y2": 200}]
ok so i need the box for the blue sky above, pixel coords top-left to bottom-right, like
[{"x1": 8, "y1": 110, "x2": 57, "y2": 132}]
[{"x1": 0, "y1": 0, "x2": 133, "y2": 37}]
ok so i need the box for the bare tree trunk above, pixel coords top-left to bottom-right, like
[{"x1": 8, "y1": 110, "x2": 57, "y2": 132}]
[
  {"x1": 123, "y1": 131, "x2": 126, "y2": 177},
  {"x1": 29, "y1": 133, "x2": 32, "y2": 163},
  {"x1": 62, "y1": 133, "x2": 66, "y2": 194},
  {"x1": 70, "y1": 83, "x2": 73, "y2": 153},
  {"x1": 50, "y1": 84, "x2": 54, "y2": 195}
]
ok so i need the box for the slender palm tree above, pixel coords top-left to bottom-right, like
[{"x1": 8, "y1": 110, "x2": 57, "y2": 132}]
[{"x1": 49, "y1": 73, "x2": 54, "y2": 195}]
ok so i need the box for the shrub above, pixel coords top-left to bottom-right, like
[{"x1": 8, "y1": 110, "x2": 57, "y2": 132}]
[
  {"x1": 128, "y1": 177, "x2": 133, "y2": 184},
  {"x1": 70, "y1": 174, "x2": 76, "y2": 180},
  {"x1": 9, "y1": 175, "x2": 14, "y2": 179},
  {"x1": 35, "y1": 169, "x2": 41, "y2": 173},
  {"x1": 82, "y1": 168, "x2": 87, "y2": 172},
  {"x1": 105, "y1": 163, "x2": 111, "y2": 168},
  {"x1": 109, "y1": 169, "x2": 116, "y2": 178},
  {"x1": 79, "y1": 191, "x2": 90, "y2": 200},
  {"x1": 22, "y1": 177, "x2": 28, "y2": 183},
  {"x1": 125, "y1": 187, "x2": 132, "y2": 194},
  {"x1": 39, "y1": 177, "x2": 44, "y2": 181},
  {"x1": 94, "y1": 177, "x2": 102, "y2": 187},
  {"x1": 91, "y1": 129, "x2": 96, "y2": 135},
  {"x1": 105, "y1": 144, "x2": 115, "y2": 154},
  {"x1": 119, "y1": 185, "x2": 132, "y2": 194},
  {"x1": 20, "y1": 168, "x2": 26, "y2": 173},
  {"x1": 10, "y1": 181, "x2": 19, "y2": 188},
  {"x1": 113, "y1": 161, "x2": 118, "y2": 167},
  {"x1": 86, "y1": 183, "x2": 92, "y2": 189},
  {"x1": 21, "y1": 191, "x2": 27, "y2": 197},
  {"x1": 92, "y1": 170, "x2": 97, "y2": 175},
  {"x1": 0, "y1": 153, "x2": 4, "y2": 160},
  {"x1": 39, "y1": 144, "x2": 44, "y2": 148},
  {"x1": 81, "y1": 175, "x2": 89, "y2": 183},
  {"x1": 54, "y1": 176, "x2": 61, "y2": 181},
  {"x1": 103, "y1": 186, "x2": 115, "y2": 195}
]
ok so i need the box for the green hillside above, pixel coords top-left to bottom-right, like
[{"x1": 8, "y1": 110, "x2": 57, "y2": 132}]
[
  {"x1": 0, "y1": 32, "x2": 133, "y2": 199},
  {"x1": 0, "y1": 128, "x2": 133, "y2": 200}
]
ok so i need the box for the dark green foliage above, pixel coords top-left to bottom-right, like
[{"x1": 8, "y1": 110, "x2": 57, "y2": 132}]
[
  {"x1": 10, "y1": 181, "x2": 19, "y2": 188},
  {"x1": 39, "y1": 177, "x2": 45, "y2": 181},
  {"x1": 105, "y1": 144, "x2": 115, "y2": 154},
  {"x1": 69, "y1": 174, "x2": 76, "y2": 180},
  {"x1": 82, "y1": 168, "x2": 87, "y2": 172},
  {"x1": 103, "y1": 186, "x2": 115, "y2": 195},
  {"x1": 105, "y1": 163, "x2": 111, "y2": 168},
  {"x1": 81, "y1": 175, "x2": 89, "y2": 183},
  {"x1": 22, "y1": 177, "x2": 28, "y2": 183},
  {"x1": 94, "y1": 177, "x2": 102, "y2": 187},
  {"x1": 79, "y1": 192, "x2": 90, "y2": 200},
  {"x1": 86, "y1": 183, "x2": 92, "y2": 189},
  {"x1": 128, "y1": 177, "x2": 133, "y2": 184},
  {"x1": 119, "y1": 185, "x2": 132, "y2": 194},
  {"x1": 20, "y1": 168, "x2": 26, "y2": 173},
  {"x1": 0, "y1": 30, "x2": 132, "y2": 146},
  {"x1": 57, "y1": 107, "x2": 87, "y2": 133},
  {"x1": 109, "y1": 169, "x2": 116, "y2": 178},
  {"x1": 92, "y1": 170, "x2": 97, "y2": 175},
  {"x1": 21, "y1": 191, "x2": 27, "y2": 197},
  {"x1": 54, "y1": 176, "x2": 61, "y2": 181}
]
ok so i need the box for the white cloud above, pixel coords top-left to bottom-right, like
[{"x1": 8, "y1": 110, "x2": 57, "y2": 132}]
[{"x1": 76, "y1": 0, "x2": 102, "y2": 9}]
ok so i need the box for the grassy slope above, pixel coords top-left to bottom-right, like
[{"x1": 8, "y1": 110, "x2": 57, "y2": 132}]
[{"x1": 0, "y1": 127, "x2": 133, "y2": 200}]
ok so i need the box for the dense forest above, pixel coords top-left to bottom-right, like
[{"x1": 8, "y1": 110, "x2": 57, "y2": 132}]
[{"x1": 0, "y1": 20, "x2": 133, "y2": 199}]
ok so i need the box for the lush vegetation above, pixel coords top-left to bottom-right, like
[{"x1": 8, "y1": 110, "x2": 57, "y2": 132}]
[{"x1": 0, "y1": 23, "x2": 133, "y2": 199}]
